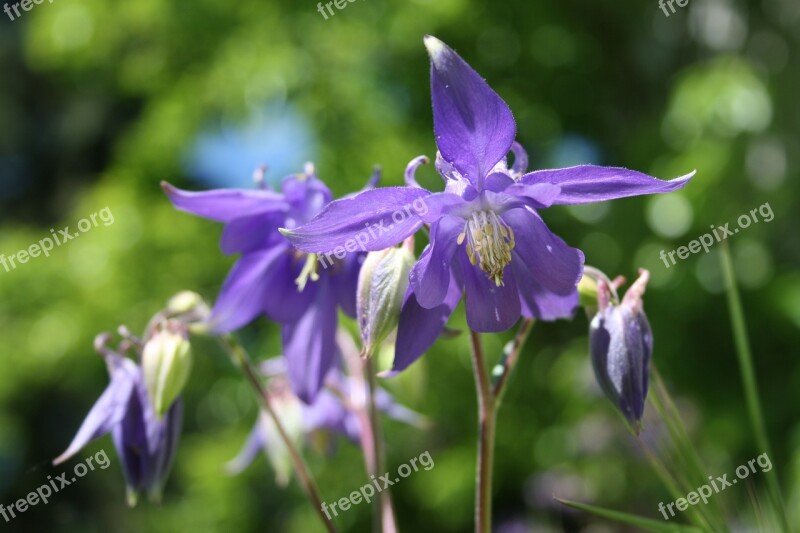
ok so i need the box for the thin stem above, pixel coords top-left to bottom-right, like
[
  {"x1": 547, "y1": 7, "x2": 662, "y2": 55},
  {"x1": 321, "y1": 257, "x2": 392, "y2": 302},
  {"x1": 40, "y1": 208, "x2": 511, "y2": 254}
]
[
  {"x1": 367, "y1": 357, "x2": 398, "y2": 533},
  {"x1": 719, "y1": 243, "x2": 789, "y2": 532},
  {"x1": 218, "y1": 335, "x2": 337, "y2": 533},
  {"x1": 491, "y1": 319, "x2": 535, "y2": 404},
  {"x1": 469, "y1": 330, "x2": 495, "y2": 533}
]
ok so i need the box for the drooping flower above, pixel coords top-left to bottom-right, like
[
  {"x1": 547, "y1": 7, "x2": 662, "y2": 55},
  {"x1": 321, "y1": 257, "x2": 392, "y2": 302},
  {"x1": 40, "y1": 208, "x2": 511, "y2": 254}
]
[
  {"x1": 589, "y1": 269, "x2": 652, "y2": 431},
  {"x1": 226, "y1": 357, "x2": 423, "y2": 482},
  {"x1": 281, "y1": 36, "x2": 693, "y2": 373},
  {"x1": 54, "y1": 331, "x2": 184, "y2": 506},
  {"x1": 162, "y1": 164, "x2": 376, "y2": 403}
]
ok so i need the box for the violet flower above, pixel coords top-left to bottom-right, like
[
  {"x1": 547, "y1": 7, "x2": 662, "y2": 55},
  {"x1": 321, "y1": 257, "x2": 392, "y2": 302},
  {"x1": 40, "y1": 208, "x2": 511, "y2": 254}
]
[
  {"x1": 162, "y1": 164, "x2": 373, "y2": 402},
  {"x1": 226, "y1": 358, "x2": 423, "y2": 482},
  {"x1": 589, "y1": 270, "x2": 653, "y2": 430},
  {"x1": 54, "y1": 333, "x2": 183, "y2": 506},
  {"x1": 282, "y1": 36, "x2": 693, "y2": 373}
]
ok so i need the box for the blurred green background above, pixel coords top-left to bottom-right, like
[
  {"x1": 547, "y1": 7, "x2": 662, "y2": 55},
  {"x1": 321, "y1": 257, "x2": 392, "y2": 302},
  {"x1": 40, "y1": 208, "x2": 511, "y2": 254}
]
[{"x1": 1, "y1": 0, "x2": 798, "y2": 531}]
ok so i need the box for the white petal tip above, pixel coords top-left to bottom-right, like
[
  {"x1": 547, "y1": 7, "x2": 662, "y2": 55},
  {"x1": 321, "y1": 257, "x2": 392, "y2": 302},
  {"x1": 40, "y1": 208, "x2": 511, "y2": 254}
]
[{"x1": 423, "y1": 35, "x2": 448, "y2": 63}]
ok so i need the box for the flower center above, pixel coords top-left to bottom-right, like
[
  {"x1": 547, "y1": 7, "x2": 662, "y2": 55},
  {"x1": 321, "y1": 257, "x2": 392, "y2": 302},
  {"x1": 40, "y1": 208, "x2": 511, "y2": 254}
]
[{"x1": 457, "y1": 210, "x2": 515, "y2": 286}]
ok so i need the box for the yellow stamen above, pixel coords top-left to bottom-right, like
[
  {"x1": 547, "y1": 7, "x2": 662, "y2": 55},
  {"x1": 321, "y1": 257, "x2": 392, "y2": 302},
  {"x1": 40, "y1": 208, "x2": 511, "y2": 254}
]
[
  {"x1": 458, "y1": 210, "x2": 515, "y2": 285},
  {"x1": 295, "y1": 253, "x2": 320, "y2": 291}
]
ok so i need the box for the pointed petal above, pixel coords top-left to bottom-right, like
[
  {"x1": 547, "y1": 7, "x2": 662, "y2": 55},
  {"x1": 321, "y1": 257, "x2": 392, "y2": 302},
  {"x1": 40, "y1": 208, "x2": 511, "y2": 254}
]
[
  {"x1": 502, "y1": 208, "x2": 584, "y2": 295},
  {"x1": 161, "y1": 182, "x2": 287, "y2": 223},
  {"x1": 410, "y1": 215, "x2": 464, "y2": 308},
  {"x1": 260, "y1": 252, "x2": 319, "y2": 323},
  {"x1": 374, "y1": 388, "x2": 426, "y2": 427},
  {"x1": 425, "y1": 35, "x2": 516, "y2": 189},
  {"x1": 54, "y1": 360, "x2": 137, "y2": 465},
  {"x1": 458, "y1": 252, "x2": 521, "y2": 332},
  {"x1": 521, "y1": 166, "x2": 695, "y2": 205},
  {"x1": 280, "y1": 187, "x2": 430, "y2": 254},
  {"x1": 391, "y1": 279, "x2": 462, "y2": 373},
  {"x1": 208, "y1": 245, "x2": 303, "y2": 333},
  {"x1": 282, "y1": 279, "x2": 339, "y2": 403},
  {"x1": 226, "y1": 420, "x2": 267, "y2": 475},
  {"x1": 501, "y1": 182, "x2": 562, "y2": 209},
  {"x1": 281, "y1": 174, "x2": 333, "y2": 227}
]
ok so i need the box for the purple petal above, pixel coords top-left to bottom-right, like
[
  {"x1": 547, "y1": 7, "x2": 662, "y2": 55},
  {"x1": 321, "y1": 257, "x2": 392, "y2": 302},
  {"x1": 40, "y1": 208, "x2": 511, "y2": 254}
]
[
  {"x1": 260, "y1": 253, "x2": 319, "y2": 323},
  {"x1": 280, "y1": 187, "x2": 430, "y2": 254},
  {"x1": 425, "y1": 35, "x2": 516, "y2": 189},
  {"x1": 501, "y1": 182, "x2": 562, "y2": 209},
  {"x1": 416, "y1": 191, "x2": 471, "y2": 223},
  {"x1": 502, "y1": 208, "x2": 584, "y2": 295},
  {"x1": 161, "y1": 182, "x2": 287, "y2": 223},
  {"x1": 226, "y1": 420, "x2": 266, "y2": 475},
  {"x1": 521, "y1": 166, "x2": 695, "y2": 205},
  {"x1": 458, "y1": 252, "x2": 521, "y2": 332},
  {"x1": 410, "y1": 215, "x2": 464, "y2": 308},
  {"x1": 208, "y1": 244, "x2": 306, "y2": 333},
  {"x1": 333, "y1": 252, "x2": 364, "y2": 318},
  {"x1": 374, "y1": 388, "x2": 426, "y2": 427},
  {"x1": 391, "y1": 278, "x2": 462, "y2": 373},
  {"x1": 54, "y1": 359, "x2": 138, "y2": 465},
  {"x1": 281, "y1": 174, "x2": 333, "y2": 227},
  {"x1": 220, "y1": 211, "x2": 285, "y2": 255},
  {"x1": 282, "y1": 279, "x2": 340, "y2": 403},
  {"x1": 511, "y1": 259, "x2": 580, "y2": 320}
]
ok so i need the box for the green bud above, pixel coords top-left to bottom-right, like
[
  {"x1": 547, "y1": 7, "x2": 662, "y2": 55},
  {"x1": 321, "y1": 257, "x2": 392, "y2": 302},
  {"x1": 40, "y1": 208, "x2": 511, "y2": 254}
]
[
  {"x1": 577, "y1": 274, "x2": 599, "y2": 309},
  {"x1": 357, "y1": 245, "x2": 415, "y2": 357},
  {"x1": 142, "y1": 320, "x2": 192, "y2": 418}
]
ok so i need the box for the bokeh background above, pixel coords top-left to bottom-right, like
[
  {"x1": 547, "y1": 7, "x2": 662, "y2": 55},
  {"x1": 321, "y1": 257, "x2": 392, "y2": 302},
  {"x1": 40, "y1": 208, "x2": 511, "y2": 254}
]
[{"x1": 1, "y1": 0, "x2": 799, "y2": 531}]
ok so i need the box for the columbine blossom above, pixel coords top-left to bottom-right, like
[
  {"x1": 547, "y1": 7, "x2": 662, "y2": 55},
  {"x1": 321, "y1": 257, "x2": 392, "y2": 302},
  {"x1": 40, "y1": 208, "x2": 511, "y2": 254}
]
[
  {"x1": 54, "y1": 333, "x2": 183, "y2": 506},
  {"x1": 282, "y1": 36, "x2": 693, "y2": 373},
  {"x1": 590, "y1": 270, "x2": 652, "y2": 430},
  {"x1": 226, "y1": 358, "x2": 422, "y2": 483},
  {"x1": 162, "y1": 164, "x2": 374, "y2": 402}
]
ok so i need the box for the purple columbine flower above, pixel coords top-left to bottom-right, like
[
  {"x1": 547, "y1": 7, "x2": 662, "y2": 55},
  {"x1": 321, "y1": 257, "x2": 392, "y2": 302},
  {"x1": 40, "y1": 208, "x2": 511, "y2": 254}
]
[
  {"x1": 54, "y1": 333, "x2": 183, "y2": 506},
  {"x1": 281, "y1": 36, "x2": 693, "y2": 373},
  {"x1": 162, "y1": 164, "x2": 375, "y2": 403},
  {"x1": 226, "y1": 358, "x2": 423, "y2": 482},
  {"x1": 589, "y1": 270, "x2": 652, "y2": 431}
]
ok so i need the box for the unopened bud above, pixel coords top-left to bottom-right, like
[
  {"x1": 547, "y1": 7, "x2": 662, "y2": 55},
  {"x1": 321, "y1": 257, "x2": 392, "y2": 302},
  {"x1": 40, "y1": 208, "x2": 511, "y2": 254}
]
[
  {"x1": 589, "y1": 269, "x2": 652, "y2": 432},
  {"x1": 142, "y1": 320, "x2": 193, "y2": 418},
  {"x1": 357, "y1": 245, "x2": 415, "y2": 357},
  {"x1": 166, "y1": 291, "x2": 211, "y2": 332}
]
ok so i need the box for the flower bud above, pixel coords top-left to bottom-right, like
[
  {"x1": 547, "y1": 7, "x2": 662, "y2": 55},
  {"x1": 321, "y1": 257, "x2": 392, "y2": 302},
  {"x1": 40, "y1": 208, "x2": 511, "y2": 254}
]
[
  {"x1": 589, "y1": 269, "x2": 652, "y2": 432},
  {"x1": 166, "y1": 291, "x2": 211, "y2": 333},
  {"x1": 356, "y1": 244, "x2": 415, "y2": 357},
  {"x1": 142, "y1": 320, "x2": 193, "y2": 418}
]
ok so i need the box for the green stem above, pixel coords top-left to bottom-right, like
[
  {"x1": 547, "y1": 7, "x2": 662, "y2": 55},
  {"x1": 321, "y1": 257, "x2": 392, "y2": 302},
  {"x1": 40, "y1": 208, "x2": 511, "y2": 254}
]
[
  {"x1": 218, "y1": 335, "x2": 337, "y2": 533},
  {"x1": 719, "y1": 243, "x2": 788, "y2": 532},
  {"x1": 469, "y1": 330, "x2": 495, "y2": 533},
  {"x1": 366, "y1": 357, "x2": 397, "y2": 533}
]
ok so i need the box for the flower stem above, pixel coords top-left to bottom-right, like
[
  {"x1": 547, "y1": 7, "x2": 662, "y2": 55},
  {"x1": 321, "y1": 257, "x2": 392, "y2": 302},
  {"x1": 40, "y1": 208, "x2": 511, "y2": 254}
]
[
  {"x1": 218, "y1": 335, "x2": 337, "y2": 533},
  {"x1": 491, "y1": 319, "x2": 535, "y2": 404},
  {"x1": 469, "y1": 330, "x2": 495, "y2": 533},
  {"x1": 719, "y1": 243, "x2": 789, "y2": 532},
  {"x1": 366, "y1": 357, "x2": 398, "y2": 533}
]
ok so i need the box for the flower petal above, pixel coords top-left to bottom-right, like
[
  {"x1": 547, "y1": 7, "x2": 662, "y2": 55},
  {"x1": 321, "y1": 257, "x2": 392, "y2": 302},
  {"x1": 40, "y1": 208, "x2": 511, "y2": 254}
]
[
  {"x1": 458, "y1": 252, "x2": 520, "y2": 332},
  {"x1": 161, "y1": 182, "x2": 287, "y2": 223},
  {"x1": 54, "y1": 359, "x2": 138, "y2": 465},
  {"x1": 410, "y1": 215, "x2": 464, "y2": 308},
  {"x1": 208, "y1": 245, "x2": 308, "y2": 333},
  {"x1": 501, "y1": 182, "x2": 562, "y2": 209},
  {"x1": 282, "y1": 278, "x2": 339, "y2": 403},
  {"x1": 425, "y1": 35, "x2": 516, "y2": 189},
  {"x1": 502, "y1": 208, "x2": 584, "y2": 295},
  {"x1": 391, "y1": 278, "x2": 462, "y2": 373},
  {"x1": 225, "y1": 420, "x2": 266, "y2": 475},
  {"x1": 220, "y1": 211, "x2": 285, "y2": 255},
  {"x1": 521, "y1": 166, "x2": 695, "y2": 205},
  {"x1": 280, "y1": 187, "x2": 430, "y2": 254},
  {"x1": 333, "y1": 252, "x2": 364, "y2": 318},
  {"x1": 511, "y1": 258, "x2": 580, "y2": 320}
]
